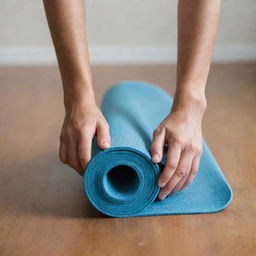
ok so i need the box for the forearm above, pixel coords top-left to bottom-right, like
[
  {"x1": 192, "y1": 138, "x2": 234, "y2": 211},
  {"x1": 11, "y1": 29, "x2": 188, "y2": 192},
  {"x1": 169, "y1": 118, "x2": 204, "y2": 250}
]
[
  {"x1": 173, "y1": 0, "x2": 221, "y2": 115},
  {"x1": 43, "y1": 0, "x2": 94, "y2": 108}
]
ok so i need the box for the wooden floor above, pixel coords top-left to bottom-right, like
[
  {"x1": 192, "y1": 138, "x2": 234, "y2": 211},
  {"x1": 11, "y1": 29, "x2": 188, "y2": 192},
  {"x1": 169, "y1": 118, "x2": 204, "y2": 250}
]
[{"x1": 0, "y1": 64, "x2": 256, "y2": 256}]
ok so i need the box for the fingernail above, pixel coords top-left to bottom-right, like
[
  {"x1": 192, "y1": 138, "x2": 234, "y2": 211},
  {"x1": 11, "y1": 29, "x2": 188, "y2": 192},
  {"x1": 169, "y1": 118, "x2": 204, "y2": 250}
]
[
  {"x1": 159, "y1": 193, "x2": 167, "y2": 201},
  {"x1": 102, "y1": 141, "x2": 110, "y2": 147},
  {"x1": 152, "y1": 154, "x2": 160, "y2": 163}
]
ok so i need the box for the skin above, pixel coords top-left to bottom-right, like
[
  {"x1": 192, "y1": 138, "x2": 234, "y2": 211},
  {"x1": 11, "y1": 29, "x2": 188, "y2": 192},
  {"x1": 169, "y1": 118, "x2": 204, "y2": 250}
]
[
  {"x1": 152, "y1": 0, "x2": 220, "y2": 200},
  {"x1": 43, "y1": 0, "x2": 110, "y2": 176},
  {"x1": 43, "y1": 0, "x2": 221, "y2": 199}
]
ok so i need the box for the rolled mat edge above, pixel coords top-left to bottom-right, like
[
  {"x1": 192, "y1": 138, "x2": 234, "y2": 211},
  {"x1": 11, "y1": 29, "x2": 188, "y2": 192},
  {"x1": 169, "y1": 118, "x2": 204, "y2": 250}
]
[{"x1": 83, "y1": 80, "x2": 233, "y2": 218}]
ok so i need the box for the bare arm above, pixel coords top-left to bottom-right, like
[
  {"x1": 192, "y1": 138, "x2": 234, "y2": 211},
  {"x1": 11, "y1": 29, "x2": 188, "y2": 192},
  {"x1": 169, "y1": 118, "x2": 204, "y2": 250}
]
[
  {"x1": 43, "y1": 0, "x2": 110, "y2": 175},
  {"x1": 151, "y1": 0, "x2": 221, "y2": 199}
]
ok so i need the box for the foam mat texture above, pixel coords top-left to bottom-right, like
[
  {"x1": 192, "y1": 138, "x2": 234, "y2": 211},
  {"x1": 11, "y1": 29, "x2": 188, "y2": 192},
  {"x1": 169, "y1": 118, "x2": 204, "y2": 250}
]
[{"x1": 84, "y1": 81, "x2": 232, "y2": 217}]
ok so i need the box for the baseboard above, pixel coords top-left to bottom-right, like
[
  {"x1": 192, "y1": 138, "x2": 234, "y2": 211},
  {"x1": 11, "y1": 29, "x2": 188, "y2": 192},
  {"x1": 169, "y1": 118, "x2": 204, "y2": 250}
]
[{"x1": 0, "y1": 45, "x2": 255, "y2": 66}]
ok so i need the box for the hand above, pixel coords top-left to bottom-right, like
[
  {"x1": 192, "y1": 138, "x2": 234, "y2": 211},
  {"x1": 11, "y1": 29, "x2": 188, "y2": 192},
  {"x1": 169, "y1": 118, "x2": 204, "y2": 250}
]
[
  {"x1": 151, "y1": 107, "x2": 204, "y2": 200},
  {"x1": 59, "y1": 101, "x2": 111, "y2": 175}
]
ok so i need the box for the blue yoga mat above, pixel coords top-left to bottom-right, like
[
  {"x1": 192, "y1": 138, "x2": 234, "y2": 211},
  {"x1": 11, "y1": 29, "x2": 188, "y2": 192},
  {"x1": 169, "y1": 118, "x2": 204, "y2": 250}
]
[{"x1": 84, "y1": 81, "x2": 232, "y2": 217}]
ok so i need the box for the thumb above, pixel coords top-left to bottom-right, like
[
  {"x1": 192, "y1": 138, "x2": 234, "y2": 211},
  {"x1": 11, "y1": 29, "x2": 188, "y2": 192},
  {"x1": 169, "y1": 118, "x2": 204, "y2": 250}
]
[
  {"x1": 151, "y1": 127, "x2": 165, "y2": 163},
  {"x1": 96, "y1": 120, "x2": 111, "y2": 149}
]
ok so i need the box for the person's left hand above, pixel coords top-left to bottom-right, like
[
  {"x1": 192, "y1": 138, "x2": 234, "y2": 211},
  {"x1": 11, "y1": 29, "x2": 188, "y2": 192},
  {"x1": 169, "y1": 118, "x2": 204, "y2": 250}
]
[{"x1": 151, "y1": 108, "x2": 204, "y2": 200}]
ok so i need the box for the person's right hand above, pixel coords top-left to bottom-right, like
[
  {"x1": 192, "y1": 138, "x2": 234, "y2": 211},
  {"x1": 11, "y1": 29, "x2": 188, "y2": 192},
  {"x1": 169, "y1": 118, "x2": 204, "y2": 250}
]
[{"x1": 59, "y1": 101, "x2": 111, "y2": 175}]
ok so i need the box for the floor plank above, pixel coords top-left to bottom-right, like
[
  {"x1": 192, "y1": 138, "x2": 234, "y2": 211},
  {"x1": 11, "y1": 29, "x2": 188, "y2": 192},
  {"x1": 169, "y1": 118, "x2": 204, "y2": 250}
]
[{"x1": 0, "y1": 64, "x2": 256, "y2": 256}]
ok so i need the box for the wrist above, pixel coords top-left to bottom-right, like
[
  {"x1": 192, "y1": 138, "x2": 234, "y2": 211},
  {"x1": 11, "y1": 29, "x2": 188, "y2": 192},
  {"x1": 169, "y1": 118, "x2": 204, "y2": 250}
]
[
  {"x1": 172, "y1": 90, "x2": 207, "y2": 117},
  {"x1": 63, "y1": 80, "x2": 96, "y2": 111}
]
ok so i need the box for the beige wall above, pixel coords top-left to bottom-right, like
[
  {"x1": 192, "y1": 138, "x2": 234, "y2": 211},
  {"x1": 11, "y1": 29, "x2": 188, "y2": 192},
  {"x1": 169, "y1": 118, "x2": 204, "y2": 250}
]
[{"x1": 0, "y1": 0, "x2": 255, "y2": 63}]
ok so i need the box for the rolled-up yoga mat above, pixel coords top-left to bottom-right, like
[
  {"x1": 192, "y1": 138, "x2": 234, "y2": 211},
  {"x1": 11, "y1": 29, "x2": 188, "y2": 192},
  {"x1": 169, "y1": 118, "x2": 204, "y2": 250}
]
[{"x1": 84, "y1": 81, "x2": 232, "y2": 217}]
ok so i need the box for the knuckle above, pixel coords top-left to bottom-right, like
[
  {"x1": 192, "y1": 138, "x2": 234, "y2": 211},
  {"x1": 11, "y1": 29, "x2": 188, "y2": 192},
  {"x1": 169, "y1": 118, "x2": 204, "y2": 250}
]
[
  {"x1": 80, "y1": 126, "x2": 93, "y2": 137},
  {"x1": 188, "y1": 143, "x2": 201, "y2": 153},
  {"x1": 165, "y1": 163, "x2": 178, "y2": 170},
  {"x1": 67, "y1": 121, "x2": 92, "y2": 135},
  {"x1": 176, "y1": 137, "x2": 183, "y2": 145},
  {"x1": 176, "y1": 169, "x2": 187, "y2": 177},
  {"x1": 72, "y1": 119, "x2": 85, "y2": 130},
  {"x1": 77, "y1": 123, "x2": 88, "y2": 132},
  {"x1": 169, "y1": 134, "x2": 183, "y2": 146}
]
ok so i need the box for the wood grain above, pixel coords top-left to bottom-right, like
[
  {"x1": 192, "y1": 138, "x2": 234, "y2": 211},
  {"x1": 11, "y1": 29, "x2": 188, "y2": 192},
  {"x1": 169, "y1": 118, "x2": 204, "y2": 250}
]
[{"x1": 0, "y1": 63, "x2": 255, "y2": 256}]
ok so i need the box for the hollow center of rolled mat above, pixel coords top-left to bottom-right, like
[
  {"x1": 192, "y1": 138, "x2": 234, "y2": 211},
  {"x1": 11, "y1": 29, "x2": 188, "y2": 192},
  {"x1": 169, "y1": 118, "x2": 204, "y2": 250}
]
[{"x1": 102, "y1": 165, "x2": 140, "y2": 201}]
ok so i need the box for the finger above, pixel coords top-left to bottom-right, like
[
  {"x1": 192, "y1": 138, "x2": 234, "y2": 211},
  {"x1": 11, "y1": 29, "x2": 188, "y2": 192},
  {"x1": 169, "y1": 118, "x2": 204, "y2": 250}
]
[
  {"x1": 181, "y1": 153, "x2": 201, "y2": 190},
  {"x1": 172, "y1": 175, "x2": 188, "y2": 194},
  {"x1": 151, "y1": 127, "x2": 165, "y2": 163},
  {"x1": 96, "y1": 120, "x2": 111, "y2": 149},
  {"x1": 67, "y1": 136, "x2": 83, "y2": 175},
  {"x1": 158, "y1": 150, "x2": 193, "y2": 200},
  {"x1": 59, "y1": 141, "x2": 68, "y2": 164},
  {"x1": 171, "y1": 150, "x2": 194, "y2": 192},
  {"x1": 78, "y1": 132, "x2": 92, "y2": 171},
  {"x1": 157, "y1": 142, "x2": 181, "y2": 188}
]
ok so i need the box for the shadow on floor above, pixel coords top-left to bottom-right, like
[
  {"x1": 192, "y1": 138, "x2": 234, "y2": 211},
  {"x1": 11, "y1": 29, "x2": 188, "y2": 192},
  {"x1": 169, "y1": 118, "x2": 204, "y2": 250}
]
[{"x1": 1, "y1": 153, "x2": 110, "y2": 219}]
